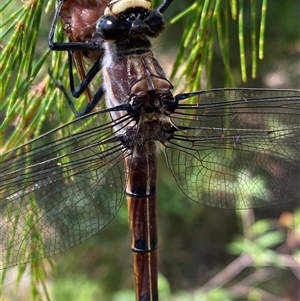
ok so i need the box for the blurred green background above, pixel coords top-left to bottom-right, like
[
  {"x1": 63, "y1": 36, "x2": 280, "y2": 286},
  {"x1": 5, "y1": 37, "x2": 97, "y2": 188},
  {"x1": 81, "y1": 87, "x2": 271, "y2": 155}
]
[{"x1": 1, "y1": 0, "x2": 299, "y2": 300}]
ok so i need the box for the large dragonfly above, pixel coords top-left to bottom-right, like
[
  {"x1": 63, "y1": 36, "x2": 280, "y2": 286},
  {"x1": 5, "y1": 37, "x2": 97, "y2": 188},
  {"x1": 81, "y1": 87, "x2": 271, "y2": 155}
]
[{"x1": 1, "y1": 0, "x2": 300, "y2": 300}]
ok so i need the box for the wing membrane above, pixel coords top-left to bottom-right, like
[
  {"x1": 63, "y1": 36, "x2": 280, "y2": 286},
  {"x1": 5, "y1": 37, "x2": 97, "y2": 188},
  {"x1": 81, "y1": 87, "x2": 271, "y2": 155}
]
[
  {"x1": 0, "y1": 110, "x2": 132, "y2": 268},
  {"x1": 166, "y1": 89, "x2": 300, "y2": 209}
]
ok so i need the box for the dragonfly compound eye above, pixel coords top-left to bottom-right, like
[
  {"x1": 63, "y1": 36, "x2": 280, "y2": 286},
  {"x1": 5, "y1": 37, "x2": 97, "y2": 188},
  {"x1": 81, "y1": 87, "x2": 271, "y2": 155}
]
[
  {"x1": 144, "y1": 10, "x2": 165, "y2": 37},
  {"x1": 96, "y1": 14, "x2": 131, "y2": 40}
]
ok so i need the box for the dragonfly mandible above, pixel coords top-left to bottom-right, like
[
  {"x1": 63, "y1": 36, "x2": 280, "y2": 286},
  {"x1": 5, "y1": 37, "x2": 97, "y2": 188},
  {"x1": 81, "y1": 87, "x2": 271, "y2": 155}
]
[{"x1": 1, "y1": 0, "x2": 300, "y2": 300}]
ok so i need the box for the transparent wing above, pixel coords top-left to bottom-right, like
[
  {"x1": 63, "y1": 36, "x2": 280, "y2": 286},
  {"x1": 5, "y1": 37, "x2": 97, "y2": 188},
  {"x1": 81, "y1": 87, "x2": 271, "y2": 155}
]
[
  {"x1": 166, "y1": 89, "x2": 300, "y2": 209},
  {"x1": 0, "y1": 110, "x2": 133, "y2": 269}
]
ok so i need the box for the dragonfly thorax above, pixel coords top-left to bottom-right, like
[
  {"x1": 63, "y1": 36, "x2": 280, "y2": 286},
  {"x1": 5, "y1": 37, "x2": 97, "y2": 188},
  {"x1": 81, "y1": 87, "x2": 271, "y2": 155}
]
[{"x1": 120, "y1": 116, "x2": 174, "y2": 153}]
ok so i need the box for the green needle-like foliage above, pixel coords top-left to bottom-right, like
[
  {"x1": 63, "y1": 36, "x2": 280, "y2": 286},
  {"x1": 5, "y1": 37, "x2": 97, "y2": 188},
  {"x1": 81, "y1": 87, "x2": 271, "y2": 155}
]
[{"x1": 168, "y1": 0, "x2": 267, "y2": 90}]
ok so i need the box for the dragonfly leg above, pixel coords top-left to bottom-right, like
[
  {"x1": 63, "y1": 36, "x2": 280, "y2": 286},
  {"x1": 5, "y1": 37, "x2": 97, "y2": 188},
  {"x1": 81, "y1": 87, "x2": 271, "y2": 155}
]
[
  {"x1": 157, "y1": 0, "x2": 174, "y2": 13},
  {"x1": 48, "y1": 69, "x2": 105, "y2": 117},
  {"x1": 66, "y1": 51, "x2": 102, "y2": 99}
]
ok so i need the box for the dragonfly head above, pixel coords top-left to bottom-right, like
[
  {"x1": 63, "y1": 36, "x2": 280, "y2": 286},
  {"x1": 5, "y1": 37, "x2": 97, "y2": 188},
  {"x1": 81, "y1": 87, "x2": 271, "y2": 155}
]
[{"x1": 96, "y1": 1, "x2": 164, "y2": 41}]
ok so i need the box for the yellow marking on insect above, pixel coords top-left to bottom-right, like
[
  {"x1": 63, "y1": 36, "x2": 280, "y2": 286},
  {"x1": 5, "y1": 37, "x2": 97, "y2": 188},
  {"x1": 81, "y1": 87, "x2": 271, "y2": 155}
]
[{"x1": 105, "y1": 0, "x2": 152, "y2": 15}]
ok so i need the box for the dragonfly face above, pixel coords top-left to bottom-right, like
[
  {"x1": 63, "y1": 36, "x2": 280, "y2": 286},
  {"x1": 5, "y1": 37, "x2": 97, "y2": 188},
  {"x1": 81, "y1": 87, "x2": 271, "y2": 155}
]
[{"x1": 97, "y1": 2, "x2": 164, "y2": 41}]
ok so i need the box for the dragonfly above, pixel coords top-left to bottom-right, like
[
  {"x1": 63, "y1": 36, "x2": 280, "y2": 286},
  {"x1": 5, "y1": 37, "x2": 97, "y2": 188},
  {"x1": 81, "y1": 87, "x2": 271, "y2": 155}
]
[{"x1": 1, "y1": 0, "x2": 300, "y2": 300}]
